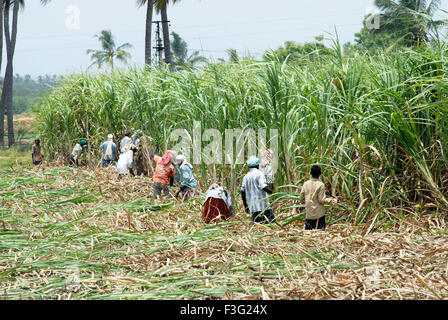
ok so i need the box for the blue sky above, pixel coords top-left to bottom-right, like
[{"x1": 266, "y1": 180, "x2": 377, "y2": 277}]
[{"x1": 7, "y1": 0, "x2": 448, "y2": 78}]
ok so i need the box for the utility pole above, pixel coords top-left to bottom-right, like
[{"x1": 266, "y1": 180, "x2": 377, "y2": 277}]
[{"x1": 152, "y1": 20, "x2": 170, "y2": 66}]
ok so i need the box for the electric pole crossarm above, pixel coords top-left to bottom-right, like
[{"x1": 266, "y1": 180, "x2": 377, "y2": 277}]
[{"x1": 152, "y1": 20, "x2": 170, "y2": 66}]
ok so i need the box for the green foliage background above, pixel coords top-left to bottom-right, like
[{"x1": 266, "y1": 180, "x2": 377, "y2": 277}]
[{"x1": 35, "y1": 43, "x2": 448, "y2": 218}]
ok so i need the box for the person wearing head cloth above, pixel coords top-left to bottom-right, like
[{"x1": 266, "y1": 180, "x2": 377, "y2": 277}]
[
  {"x1": 170, "y1": 150, "x2": 181, "y2": 186},
  {"x1": 69, "y1": 139, "x2": 88, "y2": 167},
  {"x1": 241, "y1": 155, "x2": 275, "y2": 224},
  {"x1": 117, "y1": 143, "x2": 137, "y2": 175},
  {"x1": 260, "y1": 149, "x2": 274, "y2": 190},
  {"x1": 120, "y1": 129, "x2": 132, "y2": 153},
  {"x1": 99, "y1": 134, "x2": 117, "y2": 168},
  {"x1": 175, "y1": 155, "x2": 198, "y2": 202},
  {"x1": 152, "y1": 150, "x2": 175, "y2": 199},
  {"x1": 32, "y1": 138, "x2": 44, "y2": 165},
  {"x1": 202, "y1": 183, "x2": 233, "y2": 224}
]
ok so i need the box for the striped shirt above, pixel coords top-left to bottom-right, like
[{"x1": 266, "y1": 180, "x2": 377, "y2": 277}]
[{"x1": 241, "y1": 168, "x2": 269, "y2": 213}]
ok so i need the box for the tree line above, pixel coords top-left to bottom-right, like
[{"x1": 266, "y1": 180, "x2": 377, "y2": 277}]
[
  {"x1": 6, "y1": 74, "x2": 62, "y2": 115},
  {"x1": 88, "y1": 0, "x2": 447, "y2": 69}
]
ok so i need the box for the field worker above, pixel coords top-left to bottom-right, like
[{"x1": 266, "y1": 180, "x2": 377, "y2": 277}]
[
  {"x1": 152, "y1": 150, "x2": 175, "y2": 199},
  {"x1": 168, "y1": 150, "x2": 180, "y2": 186},
  {"x1": 131, "y1": 129, "x2": 142, "y2": 148},
  {"x1": 69, "y1": 139, "x2": 87, "y2": 167},
  {"x1": 120, "y1": 129, "x2": 132, "y2": 152},
  {"x1": 32, "y1": 138, "x2": 44, "y2": 165},
  {"x1": 241, "y1": 155, "x2": 275, "y2": 224},
  {"x1": 175, "y1": 155, "x2": 198, "y2": 202},
  {"x1": 202, "y1": 183, "x2": 233, "y2": 224},
  {"x1": 260, "y1": 149, "x2": 274, "y2": 190},
  {"x1": 300, "y1": 165, "x2": 338, "y2": 230},
  {"x1": 99, "y1": 134, "x2": 117, "y2": 167},
  {"x1": 117, "y1": 144, "x2": 137, "y2": 175}
]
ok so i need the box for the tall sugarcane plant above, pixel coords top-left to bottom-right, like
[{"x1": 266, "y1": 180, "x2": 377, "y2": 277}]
[{"x1": 36, "y1": 43, "x2": 448, "y2": 217}]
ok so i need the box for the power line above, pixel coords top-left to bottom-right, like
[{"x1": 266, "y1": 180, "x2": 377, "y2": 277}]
[
  {"x1": 191, "y1": 48, "x2": 262, "y2": 54},
  {"x1": 175, "y1": 12, "x2": 366, "y2": 29},
  {"x1": 16, "y1": 12, "x2": 366, "y2": 40},
  {"x1": 181, "y1": 23, "x2": 361, "y2": 40},
  {"x1": 15, "y1": 23, "x2": 361, "y2": 54}
]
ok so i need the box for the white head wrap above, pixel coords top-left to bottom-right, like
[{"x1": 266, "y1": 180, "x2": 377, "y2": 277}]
[{"x1": 176, "y1": 154, "x2": 193, "y2": 169}]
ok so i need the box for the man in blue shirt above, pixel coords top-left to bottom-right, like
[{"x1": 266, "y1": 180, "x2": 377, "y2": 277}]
[
  {"x1": 175, "y1": 155, "x2": 198, "y2": 202},
  {"x1": 99, "y1": 134, "x2": 117, "y2": 167}
]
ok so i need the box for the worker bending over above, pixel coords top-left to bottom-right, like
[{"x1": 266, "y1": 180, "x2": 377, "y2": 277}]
[
  {"x1": 175, "y1": 155, "x2": 198, "y2": 202},
  {"x1": 151, "y1": 149, "x2": 175, "y2": 199},
  {"x1": 202, "y1": 184, "x2": 233, "y2": 224},
  {"x1": 69, "y1": 139, "x2": 87, "y2": 167}
]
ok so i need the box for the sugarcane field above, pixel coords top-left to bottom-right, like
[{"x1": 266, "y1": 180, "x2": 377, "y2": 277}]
[{"x1": 1, "y1": 1, "x2": 448, "y2": 305}]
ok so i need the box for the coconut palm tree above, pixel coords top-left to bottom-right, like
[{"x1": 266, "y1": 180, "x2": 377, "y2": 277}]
[
  {"x1": 136, "y1": 0, "x2": 154, "y2": 65},
  {"x1": 374, "y1": 0, "x2": 445, "y2": 46},
  {"x1": 170, "y1": 32, "x2": 207, "y2": 69},
  {"x1": 87, "y1": 30, "x2": 132, "y2": 70},
  {"x1": 0, "y1": 1, "x2": 5, "y2": 73},
  {"x1": 0, "y1": 0, "x2": 51, "y2": 147}
]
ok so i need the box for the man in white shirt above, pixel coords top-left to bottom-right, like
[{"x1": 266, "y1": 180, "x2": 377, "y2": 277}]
[
  {"x1": 241, "y1": 155, "x2": 274, "y2": 224},
  {"x1": 120, "y1": 130, "x2": 132, "y2": 153},
  {"x1": 69, "y1": 139, "x2": 87, "y2": 167}
]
